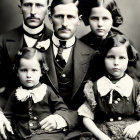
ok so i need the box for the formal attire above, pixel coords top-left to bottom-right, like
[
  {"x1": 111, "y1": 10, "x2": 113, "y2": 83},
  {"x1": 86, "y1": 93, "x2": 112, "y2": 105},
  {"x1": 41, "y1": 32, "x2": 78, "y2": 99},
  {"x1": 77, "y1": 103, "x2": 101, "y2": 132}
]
[
  {"x1": 4, "y1": 83, "x2": 70, "y2": 140},
  {"x1": 44, "y1": 34, "x2": 96, "y2": 110},
  {"x1": 80, "y1": 28, "x2": 140, "y2": 82},
  {"x1": 39, "y1": 34, "x2": 97, "y2": 140},
  {"x1": 78, "y1": 74, "x2": 140, "y2": 140},
  {"x1": 0, "y1": 24, "x2": 52, "y2": 109}
]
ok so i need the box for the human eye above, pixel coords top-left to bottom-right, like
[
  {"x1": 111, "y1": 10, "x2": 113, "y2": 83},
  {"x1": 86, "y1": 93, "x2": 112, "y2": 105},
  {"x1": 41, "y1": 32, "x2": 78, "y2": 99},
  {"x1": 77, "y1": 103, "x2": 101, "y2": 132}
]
[
  {"x1": 90, "y1": 16, "x2": 98, "y2": 21},
  {"x1": 106, "y1": 55, "x2": 114, "y2": 59},
  {"x1": 23, "y1": 3, "x2": 32, "y2": 7},
  {"x1": 67, "y1": 15, "x2": 75, "y2": 19},
  {"x1": 54, "y1": 14, "x2": 63, "y2": 19},
  {"x1": 20, "y1": 68, "x2": 27, "y2": 72},
  {"x1": 119, "y1": 56, "x2": 126, "y2": 60},
  {"x1": 36, "y1": 3, "x2": 44, "y2": 8},
  {"x1": 32, "y1": 69, "x2": 38, "y2": 72},
  {"x1": 103, "y1": 16, "x2": 110, "y2": 20}
]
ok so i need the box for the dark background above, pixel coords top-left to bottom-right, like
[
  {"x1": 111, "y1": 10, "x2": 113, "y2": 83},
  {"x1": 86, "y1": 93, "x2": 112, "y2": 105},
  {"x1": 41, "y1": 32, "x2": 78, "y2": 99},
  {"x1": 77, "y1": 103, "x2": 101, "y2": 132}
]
[{"x1": 0, "y1": 0, "x2": 140, "y2": 52}]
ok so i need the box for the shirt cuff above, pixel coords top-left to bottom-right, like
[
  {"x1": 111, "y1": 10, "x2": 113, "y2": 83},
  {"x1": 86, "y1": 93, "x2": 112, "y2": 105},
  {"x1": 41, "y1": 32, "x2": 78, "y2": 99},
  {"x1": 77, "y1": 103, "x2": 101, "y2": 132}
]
[{"x1": 53, "y1": 114, "x2": 67, "y2": 129}]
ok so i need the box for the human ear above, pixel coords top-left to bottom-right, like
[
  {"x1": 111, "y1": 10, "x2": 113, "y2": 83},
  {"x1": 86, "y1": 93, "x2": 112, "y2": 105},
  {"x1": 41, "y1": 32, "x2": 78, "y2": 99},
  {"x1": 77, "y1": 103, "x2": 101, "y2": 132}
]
[
  {"x1": 41, "y1": 73, "x2": 43, "y2": 77},
  {"x1": 74, "y1": 0, "x2": 79, "y2": 7},
  {"x1": 78, "y1": 15, "x2": 82, "y2": 25},
  {"x1": 48, "y1": 14, "x2": 53, "y2": 24},
  {"x1": 48, "y1": 6, "x2": 53, "y2": 24},
  {"x1": 18, "y1": 4, "x2": 23, "y2": 14}
]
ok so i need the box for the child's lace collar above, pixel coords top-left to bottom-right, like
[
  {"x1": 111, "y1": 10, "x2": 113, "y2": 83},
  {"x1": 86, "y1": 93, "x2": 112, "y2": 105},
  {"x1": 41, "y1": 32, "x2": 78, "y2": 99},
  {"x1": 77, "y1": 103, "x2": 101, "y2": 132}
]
[{"x1": 15, "y1": 83, "x2": 47, "y2": 103}]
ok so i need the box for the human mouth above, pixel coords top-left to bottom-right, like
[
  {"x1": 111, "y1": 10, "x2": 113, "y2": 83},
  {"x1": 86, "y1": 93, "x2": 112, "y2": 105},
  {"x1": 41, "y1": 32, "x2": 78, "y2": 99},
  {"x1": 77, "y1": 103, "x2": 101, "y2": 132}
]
[
  {"x1": 113, "y1": 68, "x2": 120, "y2": 72},
  {"x1": 26, "y1": 80, "x2": 33, "y2": 83},
  {"x1": 27, "y1": 17, "x2": 40, "y2": 21},
  {"x1": 59, "y1": 28, "x2": 70, "y2": 33},
  {"x1": 96, "y1": 29, "x2": 104, "y2": 32}
]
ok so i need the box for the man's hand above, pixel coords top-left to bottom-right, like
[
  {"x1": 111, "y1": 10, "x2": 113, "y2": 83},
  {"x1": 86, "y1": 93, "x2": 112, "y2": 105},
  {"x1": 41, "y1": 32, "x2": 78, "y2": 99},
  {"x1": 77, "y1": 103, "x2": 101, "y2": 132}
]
[
  {"x1": 39, "y1": 115, "x2": 57, "y2": 132},
  {"x1": 0, "y1": 113, "x2": 13, "y2": 139}
]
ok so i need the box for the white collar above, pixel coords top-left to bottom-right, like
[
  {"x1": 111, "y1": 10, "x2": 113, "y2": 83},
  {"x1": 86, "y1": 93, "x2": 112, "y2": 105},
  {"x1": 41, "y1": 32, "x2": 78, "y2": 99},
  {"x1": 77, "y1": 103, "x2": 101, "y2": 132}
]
[
  {"x1": 23, "y1": 22, "x2": 45, "y2": 35},
  {"x1": 52, "y1": 34, "x2": 75, "y2": 48},
  {"x1": 97, "y1": 74, "x2": 133, "y2": 104},
  {"x1": 15, "y1": 83, "x2": 47, "y2": 103}
]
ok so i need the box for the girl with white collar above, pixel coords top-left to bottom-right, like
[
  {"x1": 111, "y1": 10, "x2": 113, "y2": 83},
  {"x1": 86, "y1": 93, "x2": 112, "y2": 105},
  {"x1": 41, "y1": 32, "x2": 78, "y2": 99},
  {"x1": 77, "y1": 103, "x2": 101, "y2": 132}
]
[
  {"x1": 3, "y1": 47, "x2": 70, "y2": 140},
  {"x1": 78, "y1": 34, "x2": 140, "y2": 140}
]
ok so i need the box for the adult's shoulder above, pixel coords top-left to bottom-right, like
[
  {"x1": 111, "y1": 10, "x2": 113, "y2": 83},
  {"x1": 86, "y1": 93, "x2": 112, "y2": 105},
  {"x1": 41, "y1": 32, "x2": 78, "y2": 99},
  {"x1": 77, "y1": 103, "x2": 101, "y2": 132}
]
[
  {"x1": 0, "y1": 25, "x2": 23, "y2": 40},
  {"x1": 76, "y1": 38, "x2": 96, "y2": 54},
  {"x1": 79, "y1": 31, "x2": 93, "y2": 46},
  {"x1": 110, "y1": 28, "x2": 123, "y2": 35},
  {"x1": 44, "y1": 25, "x2": 53, "y2": 38}
]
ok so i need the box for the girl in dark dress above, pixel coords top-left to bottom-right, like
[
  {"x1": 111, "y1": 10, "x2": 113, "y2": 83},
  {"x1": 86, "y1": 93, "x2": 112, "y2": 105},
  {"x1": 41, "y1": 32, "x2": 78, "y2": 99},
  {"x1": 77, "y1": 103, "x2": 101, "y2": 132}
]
[
  {"x1": 79, "y1": 0, "x2": 123, "y2": 50},
  {"x1": 78, "y1": 34, "x2": 140, "y2": 140},
  {"x1": 79, "y1": 0, "x2": 140, "y2": 81}
]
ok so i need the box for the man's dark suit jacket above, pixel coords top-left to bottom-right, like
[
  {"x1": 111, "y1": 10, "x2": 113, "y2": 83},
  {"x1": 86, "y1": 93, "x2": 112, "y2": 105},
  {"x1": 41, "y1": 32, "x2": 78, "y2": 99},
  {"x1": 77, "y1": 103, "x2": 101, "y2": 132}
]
[
  {"x1": 41, "y1": 38, "x2": 98, "y2": 139},
  {"x1": 44, "y1": 38, "x2": 97, "y2": 110}
]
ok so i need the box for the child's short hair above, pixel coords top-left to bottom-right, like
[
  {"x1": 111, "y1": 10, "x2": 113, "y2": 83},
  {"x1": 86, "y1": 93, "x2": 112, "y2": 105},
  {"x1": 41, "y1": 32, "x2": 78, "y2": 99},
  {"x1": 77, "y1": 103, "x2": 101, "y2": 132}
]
[
  {"x1": 79, "y1": 0, "x2": 123, "y2": 27},
  {"x1": 100, "y1": 34, "x2": 139, "y2": 66},
  {"x1": 13, "y1": 47, "x2": 49, "y2": 73}
]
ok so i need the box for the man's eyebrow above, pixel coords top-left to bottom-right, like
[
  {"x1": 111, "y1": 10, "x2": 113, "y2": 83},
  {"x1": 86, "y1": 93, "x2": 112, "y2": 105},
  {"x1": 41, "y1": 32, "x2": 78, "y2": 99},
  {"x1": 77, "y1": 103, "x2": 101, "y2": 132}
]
[{"x1": 35, "y1": 3, "x2": 44, "y2": 5}]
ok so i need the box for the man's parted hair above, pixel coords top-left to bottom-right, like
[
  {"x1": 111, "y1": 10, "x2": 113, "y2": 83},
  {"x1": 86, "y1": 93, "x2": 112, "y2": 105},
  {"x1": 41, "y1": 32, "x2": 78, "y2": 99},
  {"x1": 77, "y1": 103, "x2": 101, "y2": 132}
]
[{"x1": 49, "y1": 0, "x2": 80, "y2": 15}]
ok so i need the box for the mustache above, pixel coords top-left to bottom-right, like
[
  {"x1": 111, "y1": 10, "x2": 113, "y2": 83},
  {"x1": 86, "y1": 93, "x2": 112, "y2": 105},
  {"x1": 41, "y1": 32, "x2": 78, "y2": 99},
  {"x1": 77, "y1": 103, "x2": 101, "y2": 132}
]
[
  {"x1": 26, "y1": 16, "x2": 40, "y2": 20},
  {"x1": 58, "y1": 27, "x2": 71, "y2": 32}
]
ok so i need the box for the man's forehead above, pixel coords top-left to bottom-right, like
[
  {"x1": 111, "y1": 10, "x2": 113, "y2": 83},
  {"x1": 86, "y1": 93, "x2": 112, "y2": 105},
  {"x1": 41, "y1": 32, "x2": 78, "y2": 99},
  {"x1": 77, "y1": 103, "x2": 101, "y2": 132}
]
[
  {"x1": 22, "y1": 0, "x2": 47, "y2": 4},
  {"x1": 54, "y1": 3, "x2": 78, "y2": 14}
]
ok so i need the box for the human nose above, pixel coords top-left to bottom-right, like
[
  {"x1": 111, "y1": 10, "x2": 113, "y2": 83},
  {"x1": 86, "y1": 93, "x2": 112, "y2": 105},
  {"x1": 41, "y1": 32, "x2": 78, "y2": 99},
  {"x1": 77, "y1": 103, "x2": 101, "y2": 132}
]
[
  {"x1": 27, "y1": 71, "x2": 32, "y2": 78},
  {"x1": 114, "y1": 58, "x2": 119, "y2": 65},
  {"x1": 31, "y1": 5, "x2": 36, "y2": 15},
  {"x1": 62, "y1": 16, "x2": 68, "y2": 27},
  {"x1": 98, "y1": 19, "x2": 103, "y2": 27}
]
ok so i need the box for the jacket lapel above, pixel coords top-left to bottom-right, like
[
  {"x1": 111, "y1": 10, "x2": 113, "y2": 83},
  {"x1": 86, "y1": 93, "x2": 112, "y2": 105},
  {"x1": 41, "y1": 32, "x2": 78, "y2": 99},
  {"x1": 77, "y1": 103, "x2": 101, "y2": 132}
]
[
  {"x1": 45, "y1": 39, "x2": 93, "y2": 99},
  {"x1": 72, "y1": 40, "x2": 93, "y2": 100},
  {"x1": 45, "y1": 40, "x2": 59, "y2": 92},
  {"x1": 5, "y1": 26, "x2": 24, "y2": 63}
]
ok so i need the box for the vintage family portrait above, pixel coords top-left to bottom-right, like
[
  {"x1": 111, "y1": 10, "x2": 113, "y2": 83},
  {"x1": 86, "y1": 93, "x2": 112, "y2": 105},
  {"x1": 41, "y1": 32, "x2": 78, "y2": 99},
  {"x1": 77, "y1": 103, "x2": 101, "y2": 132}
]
[{"x1": 0, "y1": 0, "x2": 140, "y2": 140}]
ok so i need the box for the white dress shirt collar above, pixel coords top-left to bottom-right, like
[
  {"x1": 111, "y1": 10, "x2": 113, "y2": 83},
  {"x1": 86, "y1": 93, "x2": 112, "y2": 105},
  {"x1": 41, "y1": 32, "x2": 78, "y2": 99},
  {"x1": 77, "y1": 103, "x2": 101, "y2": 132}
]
[
  {"x1": 52, "y1": 34, "x2": 76, "y2": 48},
  {"x1": 23, "y1": 21, "x2": 45, "y2": 35}
]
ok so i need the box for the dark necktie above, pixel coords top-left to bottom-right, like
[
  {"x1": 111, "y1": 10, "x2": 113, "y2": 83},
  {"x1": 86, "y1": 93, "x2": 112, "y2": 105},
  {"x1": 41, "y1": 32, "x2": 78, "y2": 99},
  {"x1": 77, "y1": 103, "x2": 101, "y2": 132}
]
[{"x1": 55, "y1": 40, "x2": 66, "y2": 68}]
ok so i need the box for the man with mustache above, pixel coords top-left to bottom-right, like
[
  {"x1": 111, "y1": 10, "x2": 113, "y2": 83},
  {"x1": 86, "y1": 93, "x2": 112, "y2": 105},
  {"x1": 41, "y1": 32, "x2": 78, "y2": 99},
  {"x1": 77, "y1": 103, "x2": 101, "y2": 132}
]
[
  {"x1": 0, "y1": 0, "x2": 52, "y2": 139},
  {"x1": 38, "y1": 0, "x2": 97, "y2": 139},
  {"x1": 45, "y1": 0, "x2": 96, "y2": 109}
]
